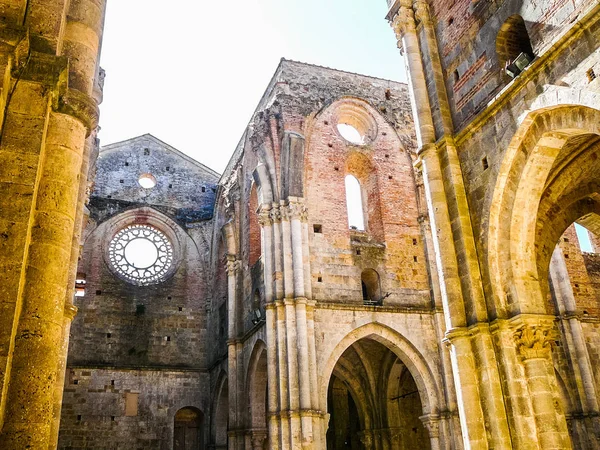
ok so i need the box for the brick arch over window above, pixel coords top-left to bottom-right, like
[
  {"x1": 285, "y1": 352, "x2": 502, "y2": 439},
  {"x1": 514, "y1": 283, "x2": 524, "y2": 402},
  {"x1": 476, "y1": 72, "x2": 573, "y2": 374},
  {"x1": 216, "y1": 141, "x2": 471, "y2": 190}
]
[
  {"x1": 496, "y1": 14, "x2": 534, "y2": 69},
  {"x1": 487, "y1": 105, "x2": 600, "y2": 318}
]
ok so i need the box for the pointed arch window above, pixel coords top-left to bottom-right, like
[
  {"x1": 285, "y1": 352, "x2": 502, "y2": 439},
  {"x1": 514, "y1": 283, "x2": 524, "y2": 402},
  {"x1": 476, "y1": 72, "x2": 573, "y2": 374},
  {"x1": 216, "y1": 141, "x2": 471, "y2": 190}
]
[{"x1": 345, "y1": 175, "x2": 365, "y2": 231}]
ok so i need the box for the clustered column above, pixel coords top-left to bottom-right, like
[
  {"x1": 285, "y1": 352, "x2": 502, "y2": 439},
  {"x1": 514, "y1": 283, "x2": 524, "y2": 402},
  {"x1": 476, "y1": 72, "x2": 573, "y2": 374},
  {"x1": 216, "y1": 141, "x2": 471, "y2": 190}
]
[
  {"x1": 260, "y1": 198, "x2": 322, "y2": 449},
  {"x1": 0, "y1": 0, "x2": 106, "y2": 447}
]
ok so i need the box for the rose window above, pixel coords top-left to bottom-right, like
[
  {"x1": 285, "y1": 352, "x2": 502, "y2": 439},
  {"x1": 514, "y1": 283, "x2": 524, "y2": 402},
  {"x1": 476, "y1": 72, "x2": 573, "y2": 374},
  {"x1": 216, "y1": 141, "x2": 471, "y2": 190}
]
[{"x1": 108, "y1": 225, "x2": 174, "y2": 285}]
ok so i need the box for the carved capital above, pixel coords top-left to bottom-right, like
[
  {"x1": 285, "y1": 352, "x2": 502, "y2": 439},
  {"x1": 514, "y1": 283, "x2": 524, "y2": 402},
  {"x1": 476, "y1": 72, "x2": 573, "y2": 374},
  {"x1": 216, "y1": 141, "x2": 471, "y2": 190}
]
[
  {"x1": 514, "y1": 325, "x2": 555, "y2": 360},
  {"x1": 226, "y1": 257, "x2": 241, "y2": 276},
  {"x1": 250, "y1": 429, "x2": 267, "y2": 449},
  {"x1": 269, "y1": 206, "x2": 281, "y2": 223},
  {"x1": 393, "y1": 5, "x2": 416, "y2": 39},
  {"x1": 413, "y1": 1, "x2": 431, "y2": 25},
  {"x1": 64, "y1": 303, "x2": 78, "y2": 320},
  {"x1": 287, "y1": 199, "x2": 308, "y2": 221},
  {"x1": 279, "y1": 204, "x2": 290, "y2": 222},
  {"x1": 258, "y1": 206, "x2": 272, "y2": 227},
  {"x1": 419, "y1": 415, "x2": 440, "y2": 437},
  {"x1": 358, "y1": 430, "x2": 373, "y2": 447}
]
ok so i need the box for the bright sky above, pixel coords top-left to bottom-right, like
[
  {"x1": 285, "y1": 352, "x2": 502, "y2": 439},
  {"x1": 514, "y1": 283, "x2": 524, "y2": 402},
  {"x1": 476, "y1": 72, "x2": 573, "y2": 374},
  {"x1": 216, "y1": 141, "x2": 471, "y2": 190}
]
[{"x1": 98, "y1": 0, "x2": 406, "y2": 174}]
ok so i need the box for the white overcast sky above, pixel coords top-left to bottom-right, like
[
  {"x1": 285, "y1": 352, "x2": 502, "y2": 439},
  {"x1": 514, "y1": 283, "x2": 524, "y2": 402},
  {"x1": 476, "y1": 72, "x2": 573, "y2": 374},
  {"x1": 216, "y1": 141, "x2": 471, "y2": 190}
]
[{"x1": 98, "y1": 0, "x2": 406, "y2": 174}]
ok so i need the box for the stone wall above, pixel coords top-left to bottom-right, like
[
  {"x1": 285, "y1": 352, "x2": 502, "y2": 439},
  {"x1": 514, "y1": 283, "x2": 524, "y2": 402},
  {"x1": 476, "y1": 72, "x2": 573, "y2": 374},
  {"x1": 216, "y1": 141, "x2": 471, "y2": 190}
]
[
  {"x1": 58, "y1": 369, "x2": 208, "y2": 450},
  {"x1": 59, "y1": 134, "x2": 219, "y2": 448}
]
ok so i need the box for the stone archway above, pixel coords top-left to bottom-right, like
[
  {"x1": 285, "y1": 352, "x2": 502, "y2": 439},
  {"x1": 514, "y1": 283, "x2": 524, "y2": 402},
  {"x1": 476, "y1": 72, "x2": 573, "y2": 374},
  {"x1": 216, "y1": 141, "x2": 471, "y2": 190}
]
[
  {"x1": 488, "y1": 105, "x2": 600, "y2": 316},
  {"x1": 246, "y1": 340, "x2": 268, "y2": 449},
  {"x1": 487, "y1": 104, "x2": 600, "y2": 448},
  {"x1": 174, "y1": 407, "x2": 204, "y2": 450},
  {"x1": 320, "y1": 323, "x2": 442, "y2": 450},
  {"x1": 212, "y1": 375, "x2": 229, "y2": 450}
]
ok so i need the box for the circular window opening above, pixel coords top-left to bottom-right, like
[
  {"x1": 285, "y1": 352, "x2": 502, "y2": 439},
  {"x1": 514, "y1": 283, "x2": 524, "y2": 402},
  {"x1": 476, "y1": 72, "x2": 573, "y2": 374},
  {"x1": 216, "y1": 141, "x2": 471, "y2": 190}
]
[
  {"x1": 108, "y1": 224, "x2": 173, "y2": 285},
  {"x1": 337, "y1": 123, "x2": 364, "y2": 145},
  {"x1": 334, "y1": 102, "x2": 378, "y2": 145},
  {"x1": 139, "y1": 173, "x2": 157, "y2": 189}
]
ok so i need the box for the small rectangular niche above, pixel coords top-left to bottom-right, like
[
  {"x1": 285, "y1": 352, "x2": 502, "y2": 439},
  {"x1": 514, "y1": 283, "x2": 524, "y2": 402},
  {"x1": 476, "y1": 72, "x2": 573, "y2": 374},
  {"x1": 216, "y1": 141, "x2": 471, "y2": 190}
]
[
  {"x1": 178, "y1": 306, "x2": 183, "y2": 312},
  {"x1": 125, "y1": 393, "x2": 138, "y2": 416},
  {"x1": 106, "y1": 333, "x2": 111, "y2": 338},
  {"x1": 96, "y1": 290, "x2": 102, "y2": 296},
  {"x1": 413, "y1": 256, "x2": 418, "y2": 262},
  {"x1": 317, "y1": 276, "x2": 323, "y2": 283},
  {"x1": 165, "y1": 336, "x2": 171, "y2": 342},
  {"x1": 482, "y1": 157, "x2": 489, "y2": 170},
  {"x1": 143, "y1": 148, "x2": 150, "y2": 155},
  {"x1": 77, "y1": 415, "x2": 82, "y2": 422},
  {"x1": 201, "y1": 187, "x2": 206, "y2": 192},
  {"x1": 587, "y1": 68, "x2": 596, "y2": 83},
  {"x1": 412, "y1": 238, "x2": 417, "y2": 245},
  {"x1": 313, "y1": 224, "x2": 322, "y2": 234},
  {"x1": 73, "y1": 380, "x2": 78, "y2": 385}
]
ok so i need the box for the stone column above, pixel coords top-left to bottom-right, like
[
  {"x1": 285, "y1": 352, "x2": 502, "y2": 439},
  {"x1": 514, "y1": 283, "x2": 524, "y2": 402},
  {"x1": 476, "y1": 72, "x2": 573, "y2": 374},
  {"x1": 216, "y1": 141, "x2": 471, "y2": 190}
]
[
  {"x1": 251, "y1": 429, "x2": 267, "y2": 450},
  {"x1": 420, "y1": 415, "x2": 442, "y2": 450},
  {"x1": 49, "y1": 134, "x2": 96, "y2": 445},
  {"x1": 276, "y1": 300, "x2": 290, "y2": 448},
  {"x1": 226, "y1": 257, "x2": 241, "y2": 450},
  {"x1": 550, "y1": 248, "x2": 600, "y2": 419},
  {"x1": 515, "y1": 324, "x2": 572, "y2": 449},
  {"x1": 258, "y1": 205, "x2": 274, "y2": 303},
  {"x1": 265, "y1": 303, "x2": 281, "y2": 450},
  {"x1": 271, "y1": 206, "x2": 284, "y2": 300}
]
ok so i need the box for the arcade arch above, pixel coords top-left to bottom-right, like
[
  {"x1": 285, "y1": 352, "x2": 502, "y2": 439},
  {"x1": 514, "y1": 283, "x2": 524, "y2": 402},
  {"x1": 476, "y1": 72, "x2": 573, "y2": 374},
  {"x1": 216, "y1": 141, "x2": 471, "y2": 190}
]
[{"x1": 320, "y1": 324, "x2": 441, "y2": 450}]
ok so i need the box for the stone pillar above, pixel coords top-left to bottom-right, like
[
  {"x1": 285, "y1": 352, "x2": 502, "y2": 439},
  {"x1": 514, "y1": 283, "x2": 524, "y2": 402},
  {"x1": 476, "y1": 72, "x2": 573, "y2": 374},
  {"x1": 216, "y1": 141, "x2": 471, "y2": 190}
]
[
  {"x1": 420, "y1": 415, "x2": 442, "y2": 450},
  {"x1": 251, "y1": 429, "x2": 267, "y2": 450},
  {"x1": 258, "y1": 205, "x2": 274, "y2": 303},
  {"x1": 226, "y1": 257, "x2": 241, "y2": 450},
  {"x1": 49, "y1": 134, "x2": 96, "y2": 445},
  {"x1": 271, "y1": 206, "x2": 284, "y2": 300},
  {"x1": 276, "y1": 300, "x2": 290, "y2": 448},
  {"x1": 550, "y1": 248, "x2": 600, "y2": 420},
  {"x1": 0, "y1": 0, "x2": 104, "y2": 446},
  {"x1": 392, "y1": 1, "x2": 435, "y2": 147},
  {"x1": 266, "y1": 303, "x2": 281, "y2": 450},
  {"x1": 515, "y1": 323, "x2": 572, "y2": 449}
]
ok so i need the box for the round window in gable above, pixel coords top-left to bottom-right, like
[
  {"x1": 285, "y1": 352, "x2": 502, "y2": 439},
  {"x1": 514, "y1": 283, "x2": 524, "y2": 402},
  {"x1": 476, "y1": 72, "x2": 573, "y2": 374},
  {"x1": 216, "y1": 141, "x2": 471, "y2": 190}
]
[
  {"x1": 138, "y1": 173, "x2": 157, "y2": 189},
  {"x1": 334, "y1": 101, "x2": 378, "y2": 146},
  {"x1": 337, "y1": 123, "x2": 365, "y2": 145},
  {"x1": 108, "y1": 224, "x2": 174, "y2": 285}
]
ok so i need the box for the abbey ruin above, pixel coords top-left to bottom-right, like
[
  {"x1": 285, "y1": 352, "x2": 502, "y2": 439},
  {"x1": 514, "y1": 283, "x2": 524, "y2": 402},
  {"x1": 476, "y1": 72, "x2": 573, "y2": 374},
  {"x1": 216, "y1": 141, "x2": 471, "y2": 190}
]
[{"x1": 0, "y1": 0, "x2": 599, "y2": 449}]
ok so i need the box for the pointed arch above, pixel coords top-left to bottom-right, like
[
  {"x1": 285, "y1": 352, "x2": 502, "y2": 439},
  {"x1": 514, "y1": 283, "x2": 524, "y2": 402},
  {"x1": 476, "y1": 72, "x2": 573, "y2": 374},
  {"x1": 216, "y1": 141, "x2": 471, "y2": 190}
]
[
  {"x1": 319, "y1": 322, "x2": 441, "y2": 416},
  {"x1": 487, "y1": 105, "x2": 600, "y2": 316}
]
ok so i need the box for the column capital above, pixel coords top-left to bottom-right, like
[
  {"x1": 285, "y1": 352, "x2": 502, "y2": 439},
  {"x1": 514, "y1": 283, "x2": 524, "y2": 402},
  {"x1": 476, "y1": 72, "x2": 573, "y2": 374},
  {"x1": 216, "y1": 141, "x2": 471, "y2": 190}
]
[
  {"x1": 413, "y1": 0, "x2": 432, "y2": 25},
  {"x1": 226, "y1": 256, "x2": 241, "y2": 275},
  {"x1": 258, "y1": 205, "x2": 272, "y2": 226},
  {"x1": 514, "y1": 324, "x2": 556, "y2": 360},
  {"x1": 269, "y1": 205, "x2": 282, "y2": 223},
  {"x1": 392, "y1": 4, "x2": 417, "y2": 40},
  {"x1": 64, "y1": 303, "x2": 78, "y2": 320},
  {"x1": 419, "y1": 414, "x2": 441, "y2": 437}
]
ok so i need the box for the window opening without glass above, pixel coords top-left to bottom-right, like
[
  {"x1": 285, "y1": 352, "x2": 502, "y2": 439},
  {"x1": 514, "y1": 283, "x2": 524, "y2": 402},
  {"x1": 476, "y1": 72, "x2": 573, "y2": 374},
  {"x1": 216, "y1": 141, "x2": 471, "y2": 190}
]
[
  {"x1": 345, "y1": 175, "x2": 365, "y2": 230},
  {"x1": 108, "y1": 224, "x2": 174, "y2": 285}
]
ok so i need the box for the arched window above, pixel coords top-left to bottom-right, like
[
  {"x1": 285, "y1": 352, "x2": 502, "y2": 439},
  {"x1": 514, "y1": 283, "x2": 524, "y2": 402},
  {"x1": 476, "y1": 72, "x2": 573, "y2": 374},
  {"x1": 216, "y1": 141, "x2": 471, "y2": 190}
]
[
  {"x1": 345, "y1": 175, "x2": 365, "y2": 231},
  {"x1": 575, "y1": 223, "x2": 594, "y2": 253},
  {"x1": 361, "y1": 269, "x2": 381, "y2": 305},
  {"x1": 496, "y1": 15, "x2": 534, "y2": 78}
]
